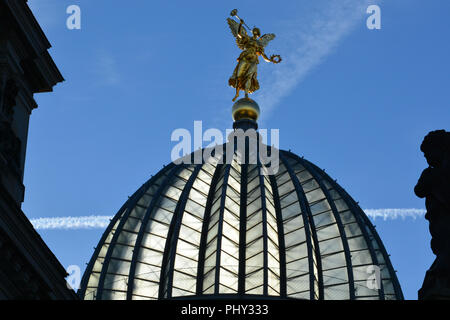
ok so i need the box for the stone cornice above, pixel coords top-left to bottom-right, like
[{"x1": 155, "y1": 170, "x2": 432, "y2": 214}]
[{"x1": 2, "y1": 0, "x2": 64, "y2": 93}]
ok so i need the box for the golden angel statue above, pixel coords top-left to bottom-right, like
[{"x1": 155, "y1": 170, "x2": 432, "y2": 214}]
[{"x1": 227, "y1": 9, "x2": 282, "y2": 102}]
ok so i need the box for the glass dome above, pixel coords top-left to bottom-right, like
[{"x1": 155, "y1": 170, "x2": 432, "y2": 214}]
[{"x1": 78, "y1": 143, "x2": 403, "y2": 300}]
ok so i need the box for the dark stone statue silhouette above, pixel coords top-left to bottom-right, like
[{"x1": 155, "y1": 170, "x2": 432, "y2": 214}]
[{"x1": 415, "y1": 130, "x2": 450, "y2": 300}]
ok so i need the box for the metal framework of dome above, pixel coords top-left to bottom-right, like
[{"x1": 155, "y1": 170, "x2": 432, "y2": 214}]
[{"x1": 79, "y1": 122, "x2": 403, "y2": 300}]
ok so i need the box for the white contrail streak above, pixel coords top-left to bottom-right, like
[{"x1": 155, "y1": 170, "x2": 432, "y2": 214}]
[
  {"x1": 256, "y1": 0, "x2": 380, "y2": 120},
  {"x1": 364, "y1": 208, "x2": 426, "y2": 221},
  {"x1": 30, "y1": 215, "x2": 113, "y2": 230},
  {"x1": 30, "y1": 208, "x2": 424, "y2": 230}
]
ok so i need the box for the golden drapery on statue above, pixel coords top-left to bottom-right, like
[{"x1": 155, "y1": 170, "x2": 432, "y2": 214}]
[{"x1": 227, "y1": 9, "x2": 282, "y2": 102}]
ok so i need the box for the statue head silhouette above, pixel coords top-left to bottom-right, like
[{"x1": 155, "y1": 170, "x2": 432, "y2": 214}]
[{"x1": 420, "y1": 130, "x2": 450, "y2": 168}]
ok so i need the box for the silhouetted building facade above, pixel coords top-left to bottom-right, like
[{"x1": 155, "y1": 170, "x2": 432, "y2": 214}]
[{"x1": 0, "y1": 0, "x2": 77, "y2": 299}]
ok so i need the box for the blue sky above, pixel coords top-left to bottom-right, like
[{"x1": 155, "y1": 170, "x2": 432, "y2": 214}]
[{"x1": 24, "y1": 0, "x2": 450, "y2": 300}]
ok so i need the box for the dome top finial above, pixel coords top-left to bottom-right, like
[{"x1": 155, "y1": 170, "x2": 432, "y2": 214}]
[
  {"x1": 232, "y1": 97, "x2": 260, "y2": 121},
  {"x1": 232, "y1": 97, "x2": 260, "y2": 130}
]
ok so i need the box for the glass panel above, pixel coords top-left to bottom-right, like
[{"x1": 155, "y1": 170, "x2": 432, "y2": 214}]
[
  {"x1": 286, "y1": 274, "x2": 309, "y2": 295},
  {"x1": 172, "y1": 271, "x2": 196, "y2": 295},
  {"x1": 179, "y1": 214, "x2": 202, "y2": 236},
  {"x1": 204, "y1": 253, "x2": 216, "y2": 274},
  {"x1": 351, "y1": 250, "x2": 373, "y2": 266},
  {"x1": 281, "y1": 201, "x2": 301, "y2": 220},
  {"x1": 352, "y1": 265, "x2": 374, "y2": 281},
  {"x1": 284, "y1": 229, "x2": 305, "y2": 248},
  {"x1": 382, "y1": 280, "x2": 395, "y2": 295},
  {"x1": 296, "y1": 170, "x2": 312, "y2": 183},
  {"x1": 310, "y1": 199, "x2": 332, "y2": 216},
  {"x1": 286, "y1": 257, "x2": 309, "y2": 278},
  {"x1": 313, "y1": 210, "x2": 336, "y2": 228},
  {"x1": 322, "y1": 251, "x2": 347, "y2": 270},
  {"x1": 221, "y1": 220, "x2": 239, "y2": 242},
  {"x1": 322, "y1": 266, "x2": 348, "y2": 286},
  {"x1": 245, "y1": 237, "x2": 263, "y2": 258},
  {"x1": 246, "y1": 252, "x2": 263, "y2": 275},
  {"x1": 268, "y1": 269, "x2": 280, "y2": 295},
  {"x1": 347, "y1": 236, "x2": 369, "y2": 251},
  {"x1": 324, "y1": 283, "x2": 350, "y2": 300},
  {"x1": 219, "y1": 267, "x2": 238, "y2": 292},
  {"x1": 123, "y1": 215, "x2": 143, "y2": 233},
  {"x1": 175, "y1": 239, "x2": 198, "y2": 261},
  {"x1": 334, "y1": 199, "x2": 349, "y2": 212},
  {"x1": 283, "y1": 215, "x2": 304, "y2": 234},
  {"x1": 134, "y1": 263, "x2": 161, "y2": 282},
  {"x1": 202, "y1": 268, "x2": 215, "y2": 293},
  {"x1": 223, "y1": 207, "x2": 240, "y2": 230},
  {"x1": 184, "y1": 199, "x2": 205, "y2": 220},
  {"x1": 340, "y1": 210, "x2": 356, "y2": 224},
  {"x1": 247, "y1": 210, "x2": 263, "y2": 230},
  {"x1": 354, "y1": 280, "x2": 379, "y2": 298},
  {"x1": 344, "y1": 222, "x2": 363, "y2": 237},
  {"x1": 221, "y1": 237, "x2": 240, "y2": 262},
  {"x1": 103, "y1": 272, "x2": 128, "y2": 291},
  {"x1": 101, "y1": 290, "x2": 127, "y2": 300},
  {"x1": 275, "y1": 169, "x2": 291, "y2": 186},
  {"x1": 305, "y1": 188, "x2": 326, "y2": 203},
  {"x1": 316, "y1": 223, "x2": 340, "y2": 241},
  {"x1": 301, "y1": 178, "x2": 320, "y2": 193},
  {"x1": 318, "y1": 237, "x2": 344, "y2": 255},
  {"x1": 246, "y1": 269, "x2": 264, "y2": 293},
  {"x1": 205, "y1": 237, "x2": 218, "y2": 259}
]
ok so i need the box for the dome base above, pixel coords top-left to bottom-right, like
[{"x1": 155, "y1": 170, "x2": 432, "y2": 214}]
[{"x1": 233, "y1": 118, "x2": 258, "y2": 131}]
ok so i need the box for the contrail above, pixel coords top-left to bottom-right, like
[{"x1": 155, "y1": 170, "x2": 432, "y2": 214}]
[
  {"x1": 30, "y1": 215, "x2": 112, "y2": 230},
  {"x1": 30, "y1": 208, "x2": 424, "y2": 230},
  {"x1": 256, "y1": 0, "x2": 380, "y2": 120},
  {"x1": 364, "y1": 208, "x2": 426, "y2": 221}
]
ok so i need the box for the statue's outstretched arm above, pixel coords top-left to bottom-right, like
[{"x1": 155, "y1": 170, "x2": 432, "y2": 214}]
[
  {"x1": 261, "y1": 51, "x2": 272, "y2": 63},
  {"x1": 261, "y1": 50, "x2": 282, "y2": 64}
]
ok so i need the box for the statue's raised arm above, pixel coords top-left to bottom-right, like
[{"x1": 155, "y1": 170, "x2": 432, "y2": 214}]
[{"x1": 227, "y1": 18, "x2": 248, "y2": 50}]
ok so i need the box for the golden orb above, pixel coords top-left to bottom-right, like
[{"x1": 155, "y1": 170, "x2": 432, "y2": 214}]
[{"x1": 232, "y1": 98, "x2": 260, "y2": 121}]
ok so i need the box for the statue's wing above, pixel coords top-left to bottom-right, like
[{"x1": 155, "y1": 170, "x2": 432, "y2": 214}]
[
  {"x1": 258, "y1": 33, "x2": 276, "y2": 47},
  {"x1": 227, "y1": 18, "x2": 247, "y2": 50}
]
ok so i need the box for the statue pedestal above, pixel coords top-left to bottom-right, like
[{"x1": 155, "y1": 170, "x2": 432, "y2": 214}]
[{"x1": 419, "y1": 270, "x2": 450, "y2": 300}]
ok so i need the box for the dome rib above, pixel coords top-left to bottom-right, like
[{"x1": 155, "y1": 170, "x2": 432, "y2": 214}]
[
  {"x1": 257, "y1": 161, "x2": 270, "y2": 296},
  {"x1": 309, "y1": 160, "x2": 386, "y2": 300},
  {"x1": 81, "y1": 163, "x2": 175, "y2": 300},
  {"x1": 279, "y1": 152, "x2": 322, "y2": 299},
  {"x1": 237, "y1": 162, "x2": 247, "y2": 295},
  {"x1": 196, "y1": 161, "x2": 224, "y2": 295},
  {"x1": 327, "y1": 168, "x2": 404, "y2": 300},
  {"x1": 78, "y1": 180, "x2": 143, "y2": 299},
  {"x1": 334, "y1": 178, "x2": 386, "y2": 299},
  {"x1": 212, "y1": 163, "x2": 232, "y2": 295},
  {"x1": 292, "y1": 153, "x2": 356, "y2": 299},
  {"x1": 126, "y1": 164, "x2": 181, "y2": 299},
  {"x1": 160, "y1": 164, "x2": 203, "y2": 298},
  {"x1": 96, "y1": 163, "x2": 179, "y2": 300},
  {"x1": 268, "y1": 173, "x2": 287, "y2": 297}
]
